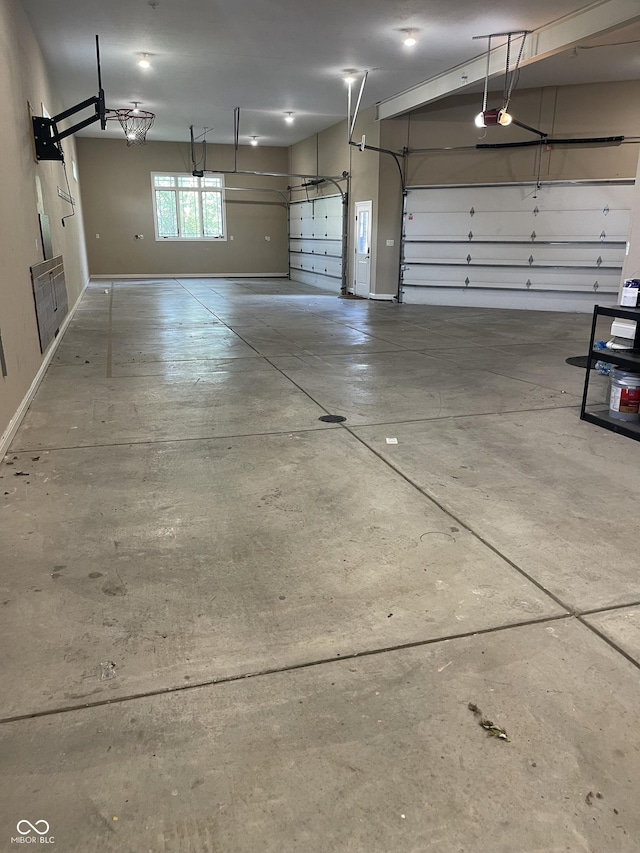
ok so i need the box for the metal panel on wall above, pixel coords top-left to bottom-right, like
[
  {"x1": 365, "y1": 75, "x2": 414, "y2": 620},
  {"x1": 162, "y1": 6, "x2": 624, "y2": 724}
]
[
  {"x1": 289, "y1": 195, "x2": 344, "y2": 291},
  {"x1": 401, "y1": 181, "x2": 634, "y2": 303},
  {"x1": 30, "y1": 255, "x2": 68, "y2": 353}
]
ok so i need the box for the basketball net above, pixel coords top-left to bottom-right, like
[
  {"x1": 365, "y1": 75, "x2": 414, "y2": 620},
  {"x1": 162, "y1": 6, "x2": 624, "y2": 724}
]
[{"x1": 109, "y1": 108, "x2": 155, "y2": 145}]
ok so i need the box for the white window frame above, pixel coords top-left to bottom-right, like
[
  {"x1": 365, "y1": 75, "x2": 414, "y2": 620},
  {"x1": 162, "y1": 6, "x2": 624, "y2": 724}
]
[{"x1": 151, "y1": 172, "x2": 227, "y2": 241}]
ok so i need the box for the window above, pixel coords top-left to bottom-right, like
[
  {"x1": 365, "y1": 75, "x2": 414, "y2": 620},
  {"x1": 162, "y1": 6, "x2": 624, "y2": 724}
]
[{"x1": 151, "y1": 173, "x2": 226, "y2": 240}]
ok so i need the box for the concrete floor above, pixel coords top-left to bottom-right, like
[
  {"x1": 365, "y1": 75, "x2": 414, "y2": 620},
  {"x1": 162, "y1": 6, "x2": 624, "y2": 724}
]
[{"x1": 2, "y1": 277, "x2": 640, "y2": 851}]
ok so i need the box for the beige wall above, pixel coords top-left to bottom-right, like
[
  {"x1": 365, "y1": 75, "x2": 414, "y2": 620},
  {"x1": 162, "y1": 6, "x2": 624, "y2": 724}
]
[
  {"x1": 288, "y1": 106, "x2": 386, "y2": 295},
  {"x1": 0, "y1": 0, "x2": 88, "y2": 445},
  {"x1": 76, "y1": 139, "x2": 289, "y2": 276},
  {"x1": 385, "y1": 81, "x2": 640, "y2": 187}
]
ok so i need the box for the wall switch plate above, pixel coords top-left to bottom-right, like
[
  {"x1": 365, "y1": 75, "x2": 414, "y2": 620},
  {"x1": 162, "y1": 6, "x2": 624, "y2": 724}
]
[
  {"x1": 96, "y1": 234, "x2": 100, "y2": 239},
  {"x1": 230, "y1": 235, "x2": 234, "y2": 240},
  {"x1": 386, "y1": 239, "x2": 394, "y2": 247}
]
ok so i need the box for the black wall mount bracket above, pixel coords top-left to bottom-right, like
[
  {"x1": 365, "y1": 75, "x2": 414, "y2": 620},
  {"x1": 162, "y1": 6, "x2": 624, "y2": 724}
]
[{"x1": 32, "y1": 35, "x2": 106, "y2": 162}]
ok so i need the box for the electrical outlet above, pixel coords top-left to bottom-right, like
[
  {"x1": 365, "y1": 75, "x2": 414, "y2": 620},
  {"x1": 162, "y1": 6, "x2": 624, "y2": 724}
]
[
  {"x1": 230, "y1": 235, "x2": 234, "y2": 240},
  {"x1": 265, "y1": 236, "x2": 271, "y2": 242},
  {"x1": 386, "y1": 239, "x2": 394, "y2": 247},
  {"x1": 96, "y1": 233, "x2": 100, "y2": 239}
]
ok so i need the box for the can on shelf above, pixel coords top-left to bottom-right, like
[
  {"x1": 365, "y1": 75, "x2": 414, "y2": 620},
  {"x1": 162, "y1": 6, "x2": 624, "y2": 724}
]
[{"x1": 609, "y1": 367, "x2": 640, "y2": 422}]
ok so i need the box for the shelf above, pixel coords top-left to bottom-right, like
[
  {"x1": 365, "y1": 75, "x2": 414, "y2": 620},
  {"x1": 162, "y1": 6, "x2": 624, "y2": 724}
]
[
  {"x1": 581, "y1": 305, "x2": 640, "y2": 442},
  {"x1": 581, "y1": 409, "x2": 640, "y2": 440},
  {"x1": 592, "y1": 304, "x2": 640, "y2": 322},
  {"x1": 589, "y1": 348, "x2": 640, "y2": 371}
]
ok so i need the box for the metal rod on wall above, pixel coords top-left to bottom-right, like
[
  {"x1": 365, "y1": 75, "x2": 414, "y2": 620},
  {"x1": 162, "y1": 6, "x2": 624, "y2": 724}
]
[
  {"x1": 341, "y1": 183, "x2": 349, "y2": 295},
  {"x1": 201, "y1": 168, "x2": 348, "y2": 200},
  {"x1": 349, "y1": 71, "x2": 368, "y2": 144}
]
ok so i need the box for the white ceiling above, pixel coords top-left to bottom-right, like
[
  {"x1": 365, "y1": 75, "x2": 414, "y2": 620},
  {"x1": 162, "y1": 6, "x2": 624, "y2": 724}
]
[{"x1": 21, "y1": 0, "x2": 640, "y2": 148}]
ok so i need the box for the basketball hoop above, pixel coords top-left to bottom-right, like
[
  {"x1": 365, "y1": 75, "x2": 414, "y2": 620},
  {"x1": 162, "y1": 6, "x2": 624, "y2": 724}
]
[{"x1": 108, "y1": 107, "x2": 155, "y2": 145}]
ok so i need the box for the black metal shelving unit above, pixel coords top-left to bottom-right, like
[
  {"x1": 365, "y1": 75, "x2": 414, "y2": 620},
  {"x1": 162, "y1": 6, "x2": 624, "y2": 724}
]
[{"x1": 581, "y1": 304, "x2": 640, "y2": 440}]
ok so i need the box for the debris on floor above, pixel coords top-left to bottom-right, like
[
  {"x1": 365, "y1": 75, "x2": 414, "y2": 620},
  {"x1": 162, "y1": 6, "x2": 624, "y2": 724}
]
[
  {"x1": 468, "y1": 702, "x2": 510, "y2": 741},
  {"x1": 586, "y1": 791, "x2": 604, "y2": 806},
  {"x1": 100, "y1": 661, "x2": 117, "y2": 680}
]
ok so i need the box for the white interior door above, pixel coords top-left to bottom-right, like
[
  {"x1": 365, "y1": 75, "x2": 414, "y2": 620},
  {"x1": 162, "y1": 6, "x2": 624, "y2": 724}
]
[{"x1": 354, "y1": 200, "x2": 372, "y2": 297}]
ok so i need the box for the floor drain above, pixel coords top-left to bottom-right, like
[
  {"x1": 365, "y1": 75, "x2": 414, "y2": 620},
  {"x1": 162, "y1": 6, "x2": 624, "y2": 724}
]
[
  {"x1": 319, "y1": 414, "x2": 346, "y2": 423},
  {"x1": 565, "y1": 356, "x2": 592, "y2": 369}
]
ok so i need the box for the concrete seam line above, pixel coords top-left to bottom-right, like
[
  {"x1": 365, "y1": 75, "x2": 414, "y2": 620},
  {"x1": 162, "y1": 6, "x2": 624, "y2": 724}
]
[
  {"x1": 576, "y1": 617, "x2": 640, "y2": 675},
  {"x1": 6, "y1": 426, "x2": 340, "y2": 454},
  {"x1": 0, "y1": 613, "x2": 571, "y2": 726}
]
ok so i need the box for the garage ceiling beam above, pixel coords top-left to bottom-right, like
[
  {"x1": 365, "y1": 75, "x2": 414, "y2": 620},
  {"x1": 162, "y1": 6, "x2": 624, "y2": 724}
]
[{"x1": 377, "y1": 0, "x2": 640, "y2": 120}]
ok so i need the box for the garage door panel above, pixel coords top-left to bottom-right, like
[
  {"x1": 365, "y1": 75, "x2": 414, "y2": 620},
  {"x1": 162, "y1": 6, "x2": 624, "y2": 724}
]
[
  {"x1": 289, "y1": 195, "x2": 344, "y2": 290},
  {"x1": 403, "y1": 242, "x2": 626, "y2": 267},
  {"x1": 406, "y1": 183, "x2": 633, "y2": 214},
  {"x1": 403, "y1": 264, "x2": 620, "y2": 292},
  {"x1": 404, "y1": 210, "x2": 629, "y2": 241},
  {"x1": 402, "y1": 181, "x2": 631, "y2": 298}
]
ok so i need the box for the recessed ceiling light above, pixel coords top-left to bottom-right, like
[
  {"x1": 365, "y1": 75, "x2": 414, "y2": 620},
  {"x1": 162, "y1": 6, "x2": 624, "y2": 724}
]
[
  {"x1": 138, "y1": 54, "x2": 151, "y2": 69},
  {"x1": 250, "y1": 136, "x2": 258, "y2": 146},
  {"x1": 132, "y1": 102, "x2": 140, "y2": 115},
  {"x1": 403, "y1": 31, "x2": 417, "y2": 47},
  {"x1": 284, "y1": 112, "x2": 294, "y2": 124},
  {"x1": 343, "y1": 70, "x2": 357, "y2": 85}
]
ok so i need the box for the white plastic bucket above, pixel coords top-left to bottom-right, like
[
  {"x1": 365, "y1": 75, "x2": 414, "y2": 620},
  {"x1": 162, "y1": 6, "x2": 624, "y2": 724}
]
[{"x1": 609, "y1": 368, "x2": 640, "y2": 422}]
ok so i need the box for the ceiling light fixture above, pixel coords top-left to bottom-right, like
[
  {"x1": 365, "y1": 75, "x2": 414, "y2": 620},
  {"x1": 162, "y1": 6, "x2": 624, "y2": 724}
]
[
  {"x1": 138, "y1": 54, "x2": 151, "y2": 69},
  {"x1": 132, "y1": 102, "x2": 140, "y2": 115},
  {"x1": 250, "y1": 136, "x2": 258, "y2": 146},
  {"x1": 284, "y1": 112, "x2": 294, "y2": 124},
  {"x1": 472, "y1": 31, "x2": 528, "y2": 130},
  {"x1": 403, "y1": 31, "x2": 417, "y2": 47},
  {"x1": 343, "y1": 70, "x2": 357, "y2": 86}
]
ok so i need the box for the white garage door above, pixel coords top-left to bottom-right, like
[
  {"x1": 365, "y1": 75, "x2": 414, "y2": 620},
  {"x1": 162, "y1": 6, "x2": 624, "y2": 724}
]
[
  {"x1": 401, "y1": 180, "x2": 634, "y2": 310},
  {"x1": 289, "y1": 195, "x2": 345, "y2": 292}
]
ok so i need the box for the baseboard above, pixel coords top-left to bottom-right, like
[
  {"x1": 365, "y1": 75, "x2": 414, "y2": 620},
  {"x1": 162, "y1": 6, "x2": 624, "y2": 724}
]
[
  {"x1": 0, "y1": 279, "x2": 88, "y2": 460},
  {"x1": 368, "y1": 293, "x2": 395, "y2": 301},
  {"x1": 90, "y1": 273, "x2": 290, "y2": 280}
]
